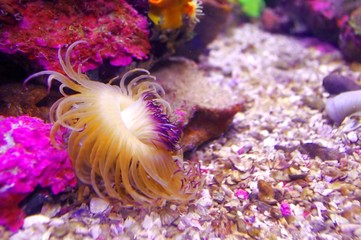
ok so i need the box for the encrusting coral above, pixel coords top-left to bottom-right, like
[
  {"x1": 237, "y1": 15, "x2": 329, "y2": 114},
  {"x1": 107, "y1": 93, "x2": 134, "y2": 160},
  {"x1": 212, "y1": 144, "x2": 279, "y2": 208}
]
[
  {"x1": 148, "y1": 0, "x2": 203, "y2": 29},
  {"x1": 0, "y1": 0, "x2": 150, "y2": 72},
  {"x1": 0, "y1": 115, "x2": 76, "y2": 231},
  {"x1": 24, "y1": 41, "x2": 202, "y2": 205}
]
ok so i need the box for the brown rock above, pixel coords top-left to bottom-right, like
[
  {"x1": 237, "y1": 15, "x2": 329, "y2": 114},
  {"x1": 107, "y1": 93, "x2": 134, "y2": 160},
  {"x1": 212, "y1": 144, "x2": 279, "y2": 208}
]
[
  {"x1": 181, "y1": 106, "x2": 242, "y2": 151},
  {"x1": 322, "y1": 73, "x2": 361, "y2": 95},
  {"x1": 154, "y1": 59, "x2": 246, "y2": 152},
  {"x1": 300, "y1": 142, "x2": 344, "y2": 161},
  {"x1": 257, "y1": 180, "x2": 277, "y2": 205},
  {"x1": 321, "y1": 166, "x2": 346, "y2": 182},
  {"x1": 0, "y1": 82, "x2": 59, "y2": 120}
]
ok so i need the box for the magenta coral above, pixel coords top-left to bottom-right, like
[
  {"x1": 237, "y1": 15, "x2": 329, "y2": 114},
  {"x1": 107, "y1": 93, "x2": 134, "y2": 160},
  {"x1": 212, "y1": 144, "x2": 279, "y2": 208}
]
[
  {"x1": 0, "y1": 115, "x2": 76, "y2": 231},
  {"x1": 0, "y1": 0, "x2": 150, "y2": 72},
  {"x1": 235, "y1": 188, "x2": 249, "y2": 200},
  {"x1": 280, "y1": 201, "x2": 291, "y2": 217}
]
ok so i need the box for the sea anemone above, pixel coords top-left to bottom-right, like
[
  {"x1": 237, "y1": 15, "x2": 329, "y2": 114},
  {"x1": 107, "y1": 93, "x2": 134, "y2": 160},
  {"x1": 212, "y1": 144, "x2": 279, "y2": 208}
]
[{"x1": 24, "y1": 41, "x2": 202, "y2": 205}]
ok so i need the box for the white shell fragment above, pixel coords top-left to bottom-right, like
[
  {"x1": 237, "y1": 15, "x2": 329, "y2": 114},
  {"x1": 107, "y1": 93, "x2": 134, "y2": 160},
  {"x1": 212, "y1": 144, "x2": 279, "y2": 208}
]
[
  {"x1": 23, "y1": 215, "x2": 50, "y2": 228},
  {"x1": 89, "y1": 197, "x2": 110, "y2": 214}
]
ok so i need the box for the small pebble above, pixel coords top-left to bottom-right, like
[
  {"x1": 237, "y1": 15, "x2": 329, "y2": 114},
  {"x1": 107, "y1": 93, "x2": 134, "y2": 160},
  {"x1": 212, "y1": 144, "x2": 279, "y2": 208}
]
[
  {"x1": 311, "y1": 219, "x2": 327, "y2": 233},
  {"x1": 322, "y1": 166, "x2": 344, "y2": 182},
  {"x1": 288, "y1": 166, "x2": 308, "y2": 180},
  {"x1": 302, "y1": 95, "x2": 325, "y2": 110},
  {"x1": 213, "y1": 191, "x2": 225, "y2": 204},
  {"x1": 89, "y1": 197, "x2": 110, "y2": 214},
  {"x1": 347, "y1": 131, "x2": 358, "y2": 143},
  {"x1": 258, "y1": 180, "x2": 277, "y2": 205},
  {"x1": 23, "y1": 214, "x2": 50, "y2": 228},
  {"x1": 91, "y1": 225, "x2": 101, "y2": 239},
  {"x1": 52, "y1": 225, "x2": 69, "y2": 238},
  {"x1": 354, "y1": 228, "x2": 361, "y2": 237},
  {"x1": 300, "y1": 142, "x2": 343, "y2": 161},
  {"x1": 340, "y1": 223, "x2": 361, "y2": 234},
  {"x1": 235, "y1": 189, "x2": 249, "y2": 200},
  {"x1": 322, "y1": 73, "x2": 361, "y2": 95},
  {"x1": 49, "y1": 217, "x2": 65, "y2": 227}
]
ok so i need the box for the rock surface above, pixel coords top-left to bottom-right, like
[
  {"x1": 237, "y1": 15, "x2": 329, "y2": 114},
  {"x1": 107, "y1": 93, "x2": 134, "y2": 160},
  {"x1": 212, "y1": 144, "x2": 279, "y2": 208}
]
[
  {"x1": 154, "y1": 59, "x2": 247, "y2": 151},
  {"x1": 0, "y1": 83, "x2": 56, "y2": 120}
]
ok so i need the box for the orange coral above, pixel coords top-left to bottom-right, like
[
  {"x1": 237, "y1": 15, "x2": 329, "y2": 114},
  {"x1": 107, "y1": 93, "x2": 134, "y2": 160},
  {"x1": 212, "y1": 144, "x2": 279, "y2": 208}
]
[{"x1": 149, "y1": 0, "x2": 203, "y2": 29}]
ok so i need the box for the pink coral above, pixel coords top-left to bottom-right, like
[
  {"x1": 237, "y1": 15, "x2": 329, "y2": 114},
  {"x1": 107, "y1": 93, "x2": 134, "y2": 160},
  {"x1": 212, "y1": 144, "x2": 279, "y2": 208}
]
[
  {"x1": 235, "y1": 188, "x2": 249, "y2": 200},
  {"x1": 306, "y1": 0, "x2": 335, "y2": 19},
  {"x1": 0, "y1": 0, "x2": 150, "y2": 72},
  {"x1": 0, "y1": 115, "x2": 76, "y2": 231},
  {"x1": 280, "y1": 201, "x2": 291, "y2": 217}
]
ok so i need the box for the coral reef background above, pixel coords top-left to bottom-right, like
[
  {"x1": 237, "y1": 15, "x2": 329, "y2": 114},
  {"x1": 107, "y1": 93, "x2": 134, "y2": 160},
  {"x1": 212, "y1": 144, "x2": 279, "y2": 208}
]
[{"x1": 0, "y1": 0, "x2": 150, "y2": 72}]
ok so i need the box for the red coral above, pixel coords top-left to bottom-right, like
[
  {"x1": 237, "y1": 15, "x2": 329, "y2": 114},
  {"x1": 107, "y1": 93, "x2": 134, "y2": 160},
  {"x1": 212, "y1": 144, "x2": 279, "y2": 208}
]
[
  {"x1": 0, "y1": 115, "x2": 76, "y2": 231},
  {"x1": 0, "y1": 0, "x2": 150, "y2": 72}
]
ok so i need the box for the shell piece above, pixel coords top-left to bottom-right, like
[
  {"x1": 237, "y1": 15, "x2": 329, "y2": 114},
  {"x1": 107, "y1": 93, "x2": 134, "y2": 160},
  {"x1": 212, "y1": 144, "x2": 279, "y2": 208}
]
[
  {"x1": 325, "y1": 90, "x2": 361, "y2": 124},
  {"x1": 89, "y1": 198, "x2": 110, "y2": 214}
]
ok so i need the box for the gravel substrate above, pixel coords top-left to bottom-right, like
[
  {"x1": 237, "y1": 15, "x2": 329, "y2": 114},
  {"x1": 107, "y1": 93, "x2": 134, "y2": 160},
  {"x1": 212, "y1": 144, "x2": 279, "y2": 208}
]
[{"x1": 5, "y1": 23, "x2": 361, "y2": 240}]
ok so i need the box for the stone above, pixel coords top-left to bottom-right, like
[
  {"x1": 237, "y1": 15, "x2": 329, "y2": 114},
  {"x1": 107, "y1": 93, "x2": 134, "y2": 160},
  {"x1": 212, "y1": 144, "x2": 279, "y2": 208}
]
[
  {"x1": 155, "y1": 59, "x2": 247, "y2": 152},
  {"x1": 89, "y1": 197, "x2": 110, "y2": 215}
]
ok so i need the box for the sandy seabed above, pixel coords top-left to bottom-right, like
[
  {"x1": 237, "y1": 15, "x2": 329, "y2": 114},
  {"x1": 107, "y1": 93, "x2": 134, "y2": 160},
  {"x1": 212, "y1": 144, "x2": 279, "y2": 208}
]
[{"x1": 6, "y1": 23, "x2": 361, "y2": 240}]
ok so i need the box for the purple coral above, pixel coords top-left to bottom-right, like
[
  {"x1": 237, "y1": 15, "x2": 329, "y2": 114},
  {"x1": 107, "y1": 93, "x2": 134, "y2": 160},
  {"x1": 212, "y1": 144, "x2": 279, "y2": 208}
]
[
  {"x1": 0, "y1": 115, "x2": 76, "y2": 231},
  {"x1": 0, "y1": 0, "x2": 150, "y2": 72},
  {"x1": 280, "y1": 201, "x2": 291, "y2": 217},
  {"x1": 235, "y1": 188, "x2": 249, "y2": 200}
]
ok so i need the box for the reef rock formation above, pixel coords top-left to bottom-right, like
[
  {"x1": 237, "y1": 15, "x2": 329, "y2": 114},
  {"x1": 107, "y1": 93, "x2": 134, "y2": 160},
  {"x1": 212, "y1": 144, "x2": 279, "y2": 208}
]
[
  {"x1": 153, "y1": 59, "x2": 247, "y2": 152},
  {"x1": 0, "y1": 0, "x2": 150, "y2": 72}
]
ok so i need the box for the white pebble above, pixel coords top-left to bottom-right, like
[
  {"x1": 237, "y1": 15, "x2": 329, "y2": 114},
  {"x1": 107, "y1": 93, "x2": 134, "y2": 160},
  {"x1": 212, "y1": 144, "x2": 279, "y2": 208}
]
[
  {"x1": 196, "y1": 189, "x2": 212, "y2": 207},
  {"x1": 89, "y1": 197, "x2": 110, "y2": 214},
  {"x1": 354, "y1": 228, "x2": 361, "y2": 237},
  {"x1": 23, "y1": 214, "x2": 50, "y2": 228},
  {"x1": 347, "y1": 132, "x2": 358, "y2": 143},
  {"x1": 340, "y1": 224, "x2": 361, "y2": 234},
  {"x1": 49, "y1": 217, "x2": 65, "y2": 227},
  {"x1": 91, "y1": 225, "x2": 101, "y2": 239},
  {"x1": 141, "y1": 215, "x2": 153, "y2": 230},
  {"x1": 263, "y1": 137, "x2": 276, "y2": 147}
]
